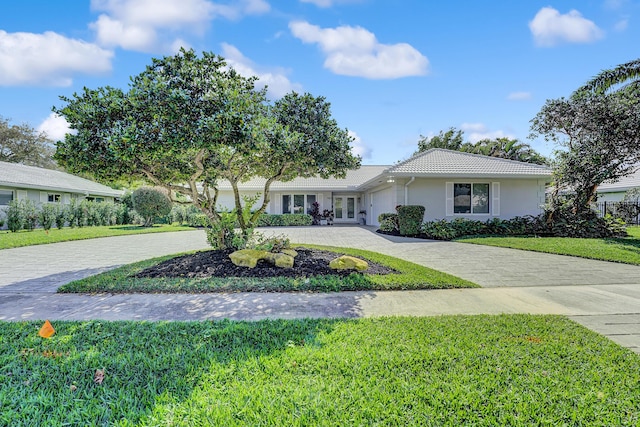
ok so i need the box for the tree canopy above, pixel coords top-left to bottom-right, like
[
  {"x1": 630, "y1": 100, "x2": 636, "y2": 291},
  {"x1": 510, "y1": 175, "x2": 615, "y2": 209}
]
[
  {"x1": 54, "y1": 49, "x2": 360, "y2": 246},
  {"x1": 575, "y1": 57, "x2": 640, "y2": 96},
  {"x1": 0, "y1": 116, "x2": 57, "y2": 169},
  {"x1": 530, "y1": 90, "x2": 640, "y2": 213},
  {"x1": 416, "y1": 127, "x2": 547, "y2": 165}
]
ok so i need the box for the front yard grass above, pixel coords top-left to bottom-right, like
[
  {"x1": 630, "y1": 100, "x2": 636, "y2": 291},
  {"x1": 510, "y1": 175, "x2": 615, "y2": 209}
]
[
  {"x1": 456, "y1": 226, "x2": 640, "y2": 265},
  {"x1": 0, "y1": 224, "x2": 195, "y2": 250},
  {"x1": 1, "y1": 315, "x2": 637, "y2": 426},
  {"x1": 58, "y1": 245, "x2": 478, "y2": 293}
]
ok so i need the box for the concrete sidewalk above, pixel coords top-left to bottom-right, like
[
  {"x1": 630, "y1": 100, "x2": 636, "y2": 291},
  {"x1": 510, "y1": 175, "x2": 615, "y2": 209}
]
[{"x1": 0, "y1": 227, "x2": 638, "y2": 353}]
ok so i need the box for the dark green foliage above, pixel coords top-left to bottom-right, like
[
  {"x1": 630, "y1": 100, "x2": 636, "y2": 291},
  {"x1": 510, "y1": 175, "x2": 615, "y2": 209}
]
[
  {"x1": 54, "y1": 203, "x2": 68, "y2": 229},
  {"x1": 132, "y1": 187, "x2": 172, "y2": 227},
  {"x1": 39, "y1": 203, "x2": 57, "y2": 231},
  {"x1": 397, "y1": 205, "x2": 425, "y2": 236},
  {"x1": 257, "y1": 214, "x2": 313, "y2": 227},
  {"x1": 377, "y1": 213, "x2": 399, "y2": 233},
  {"x1": 6, "y1": 200, "x2": 25, "y2": 232},
  {"x1": 54, "y1": 49, "x2": 359, "y2": 245},
  {"x1": 419, "y1": 213, "x2": 626, "y2": 241},
  {"x1": 205, "y1": 212, "x2": 250, "y2": 251},
  {"x1": 21, "y1": 199, "x2": 38, "y2": 231}
]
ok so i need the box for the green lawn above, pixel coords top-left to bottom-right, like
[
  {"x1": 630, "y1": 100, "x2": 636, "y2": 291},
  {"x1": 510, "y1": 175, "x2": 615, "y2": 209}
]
[
  {"x1": 0, "y1": 224, "x2": 195, "y2": 250},
  {"x1": 0, "y1": 316, "x2": 637, "y2": 426},
  {"x1": 456, "y1": 226, "x2": 640, "y2": 265},
  {"x1": 58, "y1": 245, "x2": 478, "y2": 293}
]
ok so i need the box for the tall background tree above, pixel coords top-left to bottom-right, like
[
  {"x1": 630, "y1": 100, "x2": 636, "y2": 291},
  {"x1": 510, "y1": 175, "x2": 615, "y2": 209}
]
[
  {"x1": 0, "y1": 116, "x2": 58, "y2": 169},
  {"x1": 531, "y1": 58, "x2": 640, "y2": 216},
  {"x1": 576, "y1": 57, "x2": 640, "y2": 95},
  {"x1": 416, "y1": 127, "x2": 547, "y2": 165},
  {"x1": 54, "y1": 49, "x2": 360, "y2": 248}
]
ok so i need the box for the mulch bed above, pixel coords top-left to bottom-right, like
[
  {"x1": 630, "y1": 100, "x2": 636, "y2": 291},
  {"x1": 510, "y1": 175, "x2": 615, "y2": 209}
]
[{"x1": 134, "y1": 248, "x2": 395, "y2": 279}]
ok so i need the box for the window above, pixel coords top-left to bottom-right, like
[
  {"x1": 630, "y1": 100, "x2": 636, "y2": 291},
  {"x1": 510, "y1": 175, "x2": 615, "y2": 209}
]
[
  {"x1": 454, "y1": 183, "x2": 489, "y2": 214},
  {"x1": 282, "y1": 195, "x2": 291, "y2": 214},
  {"x1": 282, "y1": 194, "x2": 317, "y2": 214},
  {"x1": 293, "y1": 195, "x2": 304, "y2": 214},
  {"x1": 306, "y1": 195, "x2": 316, "y2": 214},
  {"x1": 0, "y1": 190, "x2": 13, "y2": 206},
  {"x1": 47, "y1": 194, "x2": 61, "y2": 203}
]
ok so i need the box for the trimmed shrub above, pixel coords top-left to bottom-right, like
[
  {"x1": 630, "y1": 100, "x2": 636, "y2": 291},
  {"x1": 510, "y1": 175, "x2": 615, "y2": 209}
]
[
  {"x1": 55, "y1": 203, "x2": 68, "y2": 229},
  {"x1": 6, "y1": 200, "x2": 25, "y2": 232},
  {"x1": 377, "y1": 213, "x2": 399, "y2": 233},
  {"x1": 39, "y1": 203, "x2": 58, "y2": 231},
  {"x1": 257, "y1": 214, "x2": 312, "y2": 227},
  {"x1": 132, "y1": 187, "x2": 172, "y2": 227},
  {"x1": 22, "y1": 199, "x2": 38, "y2": 231},
  {"x1": 397, "y1": 205, "x2": 425, "y2": 236}
]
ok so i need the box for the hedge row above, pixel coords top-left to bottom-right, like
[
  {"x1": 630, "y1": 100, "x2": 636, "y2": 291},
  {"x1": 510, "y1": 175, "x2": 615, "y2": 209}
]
[
  {"x1": 377, "y1": 212, "x2": 627, "y2": 240},
  {"x1": 257, "y1": 213, "x2": 313, "y2": 227},
  {"x1": 3, "y1": 199, "x2": 132, "y2": 232}
]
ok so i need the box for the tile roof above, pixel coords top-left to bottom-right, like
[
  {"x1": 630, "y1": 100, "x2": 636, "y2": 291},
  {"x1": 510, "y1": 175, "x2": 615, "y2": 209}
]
[
  {"x1": 386, "y1": 148, "x2": 552, "y2": 178},
  {"x1": 0, "y1": 161, "x2": 123, "y2": 197},
  {"x1": 218, "y1": 165, "x2": 390, "y2": 191},
  {"x1": 597, "y1": 166, "x2": 640, "y2": 192}
]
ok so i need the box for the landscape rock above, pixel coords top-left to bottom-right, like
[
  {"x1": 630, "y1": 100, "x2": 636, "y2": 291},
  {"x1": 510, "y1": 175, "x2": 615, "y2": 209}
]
[
  {"x1": 281, "y1": 249, "x2": 298, "y2": 258},
  {"x1": 229, "y1": 249, "x2": 268, "y2": 268},
  {"x1": 329, "y1": 255, "x2": 368, "y2": 271},
  {"x1": 229, "y1": 249, "x2": 295, "y2": 269},
  {"x1": 264, "y1": 252, "x2": 295, "y2": 268}
]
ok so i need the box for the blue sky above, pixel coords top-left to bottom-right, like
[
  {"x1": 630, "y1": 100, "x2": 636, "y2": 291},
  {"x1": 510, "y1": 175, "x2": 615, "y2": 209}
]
[{"x1": 1, "y1": 0, "x2": 638, "y2": 165}]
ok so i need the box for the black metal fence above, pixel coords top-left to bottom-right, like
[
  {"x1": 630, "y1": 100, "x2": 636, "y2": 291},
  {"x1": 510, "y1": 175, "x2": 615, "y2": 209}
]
[{"x1": 594, "y1": 201, "x2": 640, "y2": 225}]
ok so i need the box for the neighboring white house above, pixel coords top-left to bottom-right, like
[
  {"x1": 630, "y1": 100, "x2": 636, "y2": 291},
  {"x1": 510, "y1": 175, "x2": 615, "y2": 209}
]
[
  {"x1": 596, "y1": 167, "x2": 640, "y2": 202},
  {"x1": 216, "y1": 149, "x2": 553, "y2": 226},
  {"x1": 0, "y1": 161, "x2": 123, "y2": 220}
]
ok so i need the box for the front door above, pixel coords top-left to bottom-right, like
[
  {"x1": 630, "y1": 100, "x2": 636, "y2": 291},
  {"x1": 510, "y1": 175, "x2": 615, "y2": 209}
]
[{"x1": 333, "y1": 196, "x2": 357, "y2": 222}]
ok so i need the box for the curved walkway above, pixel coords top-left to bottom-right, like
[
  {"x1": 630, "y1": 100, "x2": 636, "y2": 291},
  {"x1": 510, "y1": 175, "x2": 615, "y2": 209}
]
[{"x1": 0, "y1": 226, "x2": 638, "y2": 353}]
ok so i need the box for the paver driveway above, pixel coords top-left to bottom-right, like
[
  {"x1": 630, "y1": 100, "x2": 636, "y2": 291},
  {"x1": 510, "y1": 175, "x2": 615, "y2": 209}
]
[{"x1": 0, "y1": 226, "x2": 638, "y2": 353}]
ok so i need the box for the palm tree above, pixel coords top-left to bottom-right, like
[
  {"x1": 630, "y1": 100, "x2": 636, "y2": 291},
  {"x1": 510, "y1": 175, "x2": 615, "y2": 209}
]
[{"x1": 575, "y1": 57, "x2": 640, "y2": 95}]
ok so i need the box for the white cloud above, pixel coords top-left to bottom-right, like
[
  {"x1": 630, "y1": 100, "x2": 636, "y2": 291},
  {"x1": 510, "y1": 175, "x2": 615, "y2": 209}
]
[
  {"x1": 221, "y1": 43, "x2": 301, "y2": 99},
  {"x1": 0, "y1": 30, "x2": 113, "y2": 86},
  {"x1": 348, "y1": 130, "x2": 371, "y2": 159},
  {"x1": 614, "y1": 18, "x2": 629, "y2": 32},
  {"x1": 289, "y1": 20, "x2": 428, "y2": 79},
  {"x1": 506, "y1": 91, "x2": 532, "y2": 101},
  {"x1": 299, "y1": 0, "x2": 363, "y2": 7},
  {"x1": 460, "y1": 123, "x2": 514, "y2": 143},
  {"x1": 529, "y1": 7, "x2": 604, "y2": 47},
  {"x1": 37, "y1": 113, "x2": 75, "y2": 141},
  {"x1": 90, "y1": 0, "x2": 270, "y2": 52}
]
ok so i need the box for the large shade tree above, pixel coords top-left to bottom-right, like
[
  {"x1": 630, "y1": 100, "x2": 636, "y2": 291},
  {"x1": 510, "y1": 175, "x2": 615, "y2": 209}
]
[
  {"x1": 530, "y1": 91, "x2": 640, "y2": 214},
  {"x1": 0, "y1": 116, "x2": 57, "y2": 169},
  {"x1": 54, "y1": 49, "x2": 360, "y2": 246}
]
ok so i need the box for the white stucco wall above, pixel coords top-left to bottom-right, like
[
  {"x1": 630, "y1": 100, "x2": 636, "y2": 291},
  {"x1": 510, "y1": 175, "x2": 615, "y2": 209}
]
[{"x1": 406, "y1": 178, "x2": 547, "y2": 221}]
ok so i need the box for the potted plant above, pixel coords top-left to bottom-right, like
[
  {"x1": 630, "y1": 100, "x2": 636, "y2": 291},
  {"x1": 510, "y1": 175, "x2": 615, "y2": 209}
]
[
  {"x1": 359, "y1": 210, "x2": 367, "y2": 225},
  {"x1": 322, "y1": 209, "x2": 334, "y2": 226},
  {"x1": 308, "y1": 201, "x2": 322, "y2": 225}
]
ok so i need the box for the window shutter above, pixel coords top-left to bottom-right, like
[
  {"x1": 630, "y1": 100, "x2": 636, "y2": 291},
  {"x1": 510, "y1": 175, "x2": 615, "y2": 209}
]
[
  {"x1": 491, "y1": 182, "x2": 500, "y2": 216},
  {"x1": 40, "y1": 191, "x2": 48, "y2": 203},
  {"x1": 445, "y1": 182, "x2": 454, "y2": 216}
]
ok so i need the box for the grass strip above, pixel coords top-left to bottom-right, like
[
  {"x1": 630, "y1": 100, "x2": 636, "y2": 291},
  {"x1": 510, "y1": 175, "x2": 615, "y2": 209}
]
[
  {"x1": 0, "y1": 224, "x2": 196, "y2": 250},
  {"x1": 0, "y1": 315, "x2": 637, "y2": 426},
  {"x1": 456, "y1": 225, "x2": 640, "y2": 265},
  {"x1": 58, "y1": 245, "x2": 478, "y2": 293}
]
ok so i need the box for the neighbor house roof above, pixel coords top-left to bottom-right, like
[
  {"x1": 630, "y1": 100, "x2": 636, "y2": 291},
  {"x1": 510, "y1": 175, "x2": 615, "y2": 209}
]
[
  {"x1": 0, "y1": 161, "x2": 123, "y2": 198},
  {"x1": 597, "y1": 166, "x2": 640, "y2": 193},
  {"x1": 218, "y1": 165, "x2": 390, "y2": 192},
  {"x1": 383, "y1": 148, "x2": 552, "y2": 179}
]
